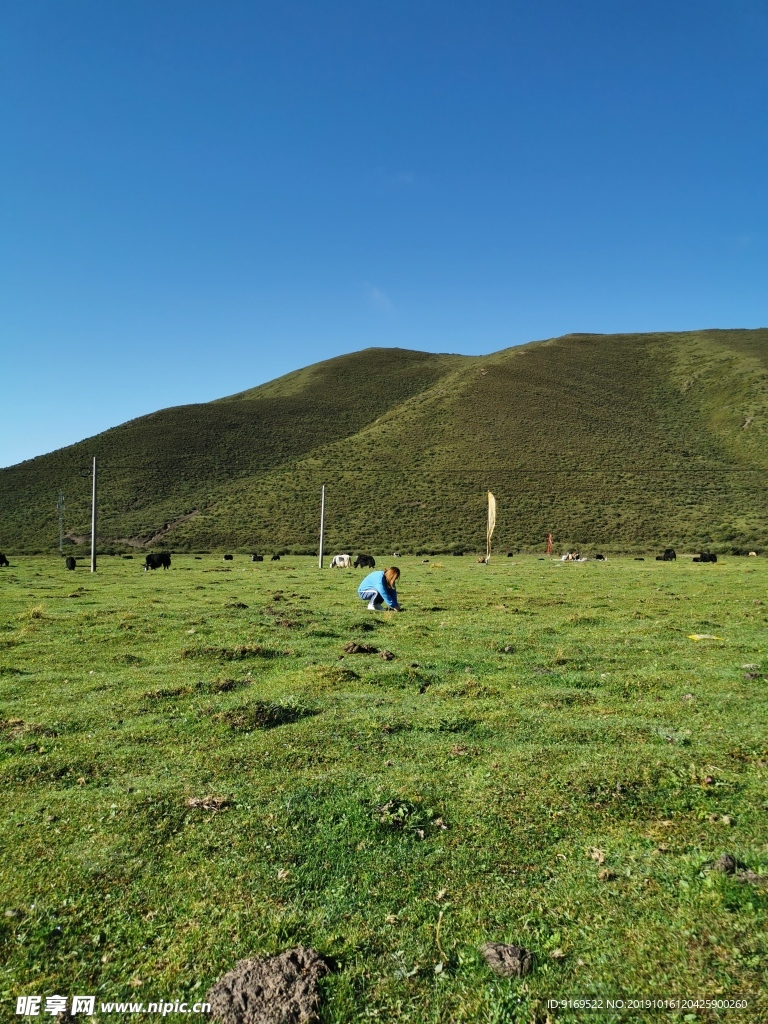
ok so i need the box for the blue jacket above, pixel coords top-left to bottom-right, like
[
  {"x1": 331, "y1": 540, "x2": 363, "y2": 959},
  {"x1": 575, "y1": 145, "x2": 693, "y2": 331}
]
[{"x1": 358, "y1": 570, "x2": 399, "y2": 609}]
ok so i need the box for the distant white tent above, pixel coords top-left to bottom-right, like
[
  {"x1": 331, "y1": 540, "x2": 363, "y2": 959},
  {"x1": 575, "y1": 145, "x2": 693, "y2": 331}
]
[{"x1": 486, "y1": 491, "x2": 496, "y2": 562}]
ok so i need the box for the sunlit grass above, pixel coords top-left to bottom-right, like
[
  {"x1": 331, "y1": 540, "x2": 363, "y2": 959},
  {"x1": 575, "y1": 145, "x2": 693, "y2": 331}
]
[{"x1": 1, "y1": 554, "x2": 767, "y2": 1022}]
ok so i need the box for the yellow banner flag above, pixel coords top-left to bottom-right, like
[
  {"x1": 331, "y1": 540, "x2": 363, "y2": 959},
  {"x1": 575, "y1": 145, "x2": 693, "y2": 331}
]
[{"x1": 486, "y1": 491, "x2": 496, "y2": 561}]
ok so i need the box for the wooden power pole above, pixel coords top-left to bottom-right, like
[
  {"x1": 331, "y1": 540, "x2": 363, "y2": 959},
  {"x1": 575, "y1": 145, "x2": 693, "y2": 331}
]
[
  {"x1": 318, "y1": 484, "x2": 325, "y2": 568},
  {"x1": 57, "y1": 491, "x2": 64, "y2": 554}
]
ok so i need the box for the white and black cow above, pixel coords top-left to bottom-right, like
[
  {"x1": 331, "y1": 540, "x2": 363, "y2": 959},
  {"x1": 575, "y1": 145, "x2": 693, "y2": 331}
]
[{"x1": 330, "y1": 554, "x2": 351, "y2": 568}]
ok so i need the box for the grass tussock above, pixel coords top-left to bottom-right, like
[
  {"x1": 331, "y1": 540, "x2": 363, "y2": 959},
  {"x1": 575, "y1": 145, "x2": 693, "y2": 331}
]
[{"x1": 212, "y1": 700, "x2": 316, "y2": 731}]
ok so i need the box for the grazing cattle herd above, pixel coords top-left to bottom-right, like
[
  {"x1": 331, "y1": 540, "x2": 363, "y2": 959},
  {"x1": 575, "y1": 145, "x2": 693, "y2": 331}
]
[
  {"x1": 330, "y1": 553, "x2": 376, "y2": 568},
  {"x1": 0, "y1": 547, "x2": 759, "y2": 574}
]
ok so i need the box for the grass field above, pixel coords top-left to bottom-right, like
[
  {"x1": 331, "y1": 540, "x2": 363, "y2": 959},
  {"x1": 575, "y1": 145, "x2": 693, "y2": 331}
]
[{"x1": 1, "y1": 554, "x2": 767, "y2": 1023}]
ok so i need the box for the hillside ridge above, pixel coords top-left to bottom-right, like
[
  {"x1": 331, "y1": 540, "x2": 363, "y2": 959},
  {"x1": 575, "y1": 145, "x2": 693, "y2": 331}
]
[{"x1": 1, "y1": 330, "x2": 766, "y2": 553}]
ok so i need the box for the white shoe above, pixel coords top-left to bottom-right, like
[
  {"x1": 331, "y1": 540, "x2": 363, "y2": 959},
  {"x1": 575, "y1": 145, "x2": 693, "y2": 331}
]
[{"x1": 368, "y1": 599, "x2": 379, "y2": 610}]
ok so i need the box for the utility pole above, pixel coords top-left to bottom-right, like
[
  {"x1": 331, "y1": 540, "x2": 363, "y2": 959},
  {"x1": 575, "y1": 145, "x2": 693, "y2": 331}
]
[
  {"x1": 57, "y1": 491, "x2": 64, "y2": 554},
  {"x1": 90, "y1": 457, "x2": 97, "y2": 573},
  {"x1": 318, "y1": 484, "x2": 325, "y2": 568}
]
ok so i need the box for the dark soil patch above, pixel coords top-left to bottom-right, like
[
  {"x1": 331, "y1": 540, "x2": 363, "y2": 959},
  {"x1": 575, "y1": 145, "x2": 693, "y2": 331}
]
[
  {"x1": 182, "y1": 645, "x2": 289, "y2": 661},
  {"x1": 343, "y1": 642, "x2": 378, "y2": 654},
  {"x1": 207, "y1": 947, "x2": 328, "y2": 1024}
]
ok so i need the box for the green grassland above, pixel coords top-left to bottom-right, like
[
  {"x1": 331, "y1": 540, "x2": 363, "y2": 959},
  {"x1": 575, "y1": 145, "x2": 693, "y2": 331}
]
[
  {"x1": 1, "y1": 329, "x2": 767, "y2": 555},
  {"x1": 2, "y1": 554, "x2": 767, "y2": 1023}
]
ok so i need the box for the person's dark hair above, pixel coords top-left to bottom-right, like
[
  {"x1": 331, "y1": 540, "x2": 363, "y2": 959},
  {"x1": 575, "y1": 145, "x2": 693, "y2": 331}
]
[{"x1": 384, "y1": 567, "x2": 400, "y2": 588}]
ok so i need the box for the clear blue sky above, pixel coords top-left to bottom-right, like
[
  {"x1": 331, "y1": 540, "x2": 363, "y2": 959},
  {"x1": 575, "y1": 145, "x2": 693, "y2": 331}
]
[{"x1": 2, "y1": 0, "x2": 767, "y2": 467}]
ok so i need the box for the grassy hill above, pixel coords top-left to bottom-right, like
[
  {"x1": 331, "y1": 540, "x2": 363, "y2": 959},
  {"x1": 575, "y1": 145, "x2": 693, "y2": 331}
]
[{"x1": 1, "y1": 330, "x2": 767, "y2": 554}]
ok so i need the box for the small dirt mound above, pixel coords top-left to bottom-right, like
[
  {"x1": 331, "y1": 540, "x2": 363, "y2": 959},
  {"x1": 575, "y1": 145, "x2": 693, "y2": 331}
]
[
  {"x1": 711, "y1": 854, "x2": 768, "y2": 886},
  {"x1": 214, "y1": 701, "x2": 315, "y2": 731},
  {"x1": 379, "y1": 650, "x2": 396, "y2": 661},
  {"x1": 183, "y1": 645, "x2": 288, "y2": 661},
  {"x1": 481, "y1": 942, "x2": 534, "y2": 977},
  {"x1": 343, "y1": 642, "x2": 378, "y2": 654},
  {"x1": 185, "y1": 795, "x2": 230, "y2": 811},
  {"x1": 207, "y1": 947, "x2": 328, "y2": 1024},
  {"x1": 713, "y1": 853, "x2": 739, "y2": 874}
]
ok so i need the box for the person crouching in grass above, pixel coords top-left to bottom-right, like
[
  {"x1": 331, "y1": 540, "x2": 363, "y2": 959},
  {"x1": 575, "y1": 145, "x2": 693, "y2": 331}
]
[{"x1": 358, "y1": 566, "x2": 400, "y2": 611}]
